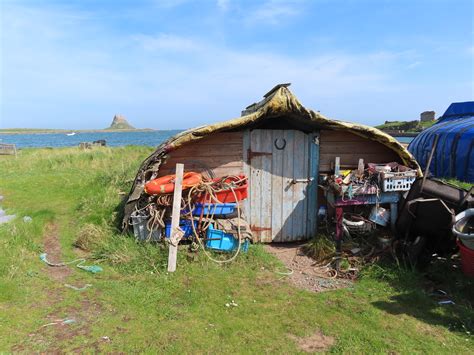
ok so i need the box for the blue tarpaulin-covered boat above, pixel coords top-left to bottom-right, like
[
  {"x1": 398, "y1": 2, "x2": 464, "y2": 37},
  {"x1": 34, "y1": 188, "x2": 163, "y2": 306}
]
[{"x1": 408, "y1": 101, "x2": 474, "y2": 183}]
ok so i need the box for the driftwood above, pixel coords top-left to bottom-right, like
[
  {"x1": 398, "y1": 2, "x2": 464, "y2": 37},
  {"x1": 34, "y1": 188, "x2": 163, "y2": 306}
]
[
  {"x1": 0, "y1": 143, "x2": 17, "y2": 156},
  {"x1": 79, "y1": 140, "x2": 107, "y2": 150}
]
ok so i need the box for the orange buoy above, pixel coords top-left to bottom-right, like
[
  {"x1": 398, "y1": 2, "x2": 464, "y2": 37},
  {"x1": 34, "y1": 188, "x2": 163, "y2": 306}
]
[{"x1": 145, "y1": 172, "x2": 202, "y2": 195}]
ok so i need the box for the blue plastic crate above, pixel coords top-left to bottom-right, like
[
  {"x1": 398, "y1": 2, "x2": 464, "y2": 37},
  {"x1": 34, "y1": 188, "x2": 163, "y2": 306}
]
[
  {"x1": 165, "y1": 220, "x2": 196, "y2": 239},
  {"x1": 192, "y1": 203, "x2": 237, "y2": 217},
  {"x1": 205, "y1": 224, "x2": 249, "y2": 252}
]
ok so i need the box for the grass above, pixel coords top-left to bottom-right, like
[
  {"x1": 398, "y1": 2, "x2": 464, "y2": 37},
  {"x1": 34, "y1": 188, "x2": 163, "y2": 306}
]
[
  {"x1": 375, "y1": 120, "x2": 436, "y2": 133},
  {"x1": 1, "y1": 147, "x2": 473, "y2": 353},
  {"x1": 442, "y1": 179, "x2": 473, "y2": 191}
]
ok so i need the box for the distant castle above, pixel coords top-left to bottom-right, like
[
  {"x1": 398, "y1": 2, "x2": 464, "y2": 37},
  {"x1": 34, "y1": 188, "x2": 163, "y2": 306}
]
[
  {"x1": 420, "y1": 111, "x2": 435, "y2": 122},
  {"x1": 107, "y1": 114, "x2": 135, "y2": 130}
]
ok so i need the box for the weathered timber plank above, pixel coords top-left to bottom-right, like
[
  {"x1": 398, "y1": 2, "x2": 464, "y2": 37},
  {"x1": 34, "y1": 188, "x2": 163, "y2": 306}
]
[
  {"x1": 271, "y1": 130, "x2": 284, "y2": 241},
  {"x1": 192, "y1": 132, "x2": 243, "y2": 144},
  {"x1": 169, "y1": 148, "x2": 242, "y2": 158},
  {"x1": 292, "y1": 130, "x2": 306, "y2": 240},
  {"x1": 260, "y1": 129, "x2": 273, "y2": 242},
  {"x1": 167, "y1": 163, "x2": 184, "y2": 272},
  {"x1": 281, "y1": 130, "x2": 295, "y2": 240},
  {"x1": 307, "y1": 132, "x2": 319, "y2": 236},
  {"x1": 249, "y1": 130, "x2": 262, "y2": 240},
  {"x1": 242, "y1": 130, "x2": 251, "y2": 219},
  {"x1": 320, "y1": 130, "x2": 368, "y2": 142}
]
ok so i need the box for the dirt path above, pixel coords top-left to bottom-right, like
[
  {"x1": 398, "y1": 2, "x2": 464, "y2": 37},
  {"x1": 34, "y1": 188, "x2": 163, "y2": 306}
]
[
  {"x1": 13, "y1": 223, "x2": 104, "y2": 353},
  {"x1": 265, "y1": 243, "x2": 352, "y2": 293},
  {"x1": 43, "y1": 223, "x2": 72, "y2": 281},
  {"x1": 289, "y1": 331, "x2": 336, "y2": 353}
]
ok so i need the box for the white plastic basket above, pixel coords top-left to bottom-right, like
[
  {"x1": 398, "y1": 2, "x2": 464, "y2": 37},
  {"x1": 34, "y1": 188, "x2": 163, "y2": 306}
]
[{"x1": 381, "y1": 170, "x2": 417, "y2": 192}]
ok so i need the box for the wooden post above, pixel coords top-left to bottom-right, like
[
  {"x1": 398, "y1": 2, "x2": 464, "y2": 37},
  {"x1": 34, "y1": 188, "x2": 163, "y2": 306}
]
[
  {"x1": 420, "y1": 135, "x2": 439, "y2": 193},
  {"x1": 167, "y1": 163, "x2": 184, "y2": 272},
  {"x1": 334, "y1": 157, "x2": 340, "y2": 176},
  {"x1": 357, "y1": 158, "x2": 364, "y2": 176}
]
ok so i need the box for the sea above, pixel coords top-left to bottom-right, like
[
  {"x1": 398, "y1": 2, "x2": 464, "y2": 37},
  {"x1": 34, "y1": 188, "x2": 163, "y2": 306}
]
[
  {"x1": 0, "y1": 130, "x2": 182, "y2": 148},
  {"x1": 0, "y1": 130, "x2": 414, "y2": 149}
]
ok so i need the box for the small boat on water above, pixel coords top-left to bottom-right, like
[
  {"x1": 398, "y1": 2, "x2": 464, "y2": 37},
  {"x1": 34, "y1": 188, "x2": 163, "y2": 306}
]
[{"x1": 66, "y1": 132, "x2": 76, "y2": 136}]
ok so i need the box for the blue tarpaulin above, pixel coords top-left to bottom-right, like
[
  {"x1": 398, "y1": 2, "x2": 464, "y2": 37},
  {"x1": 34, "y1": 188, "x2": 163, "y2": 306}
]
[{"x1": 408, "y1": 102, "x2": 474, "y2": 183}]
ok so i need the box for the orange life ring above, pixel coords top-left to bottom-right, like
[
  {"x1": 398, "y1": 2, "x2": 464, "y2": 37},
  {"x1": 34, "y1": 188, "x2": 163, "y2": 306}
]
[{"x1": 145, "y1": 172, "x2": 202, "y2": 195}]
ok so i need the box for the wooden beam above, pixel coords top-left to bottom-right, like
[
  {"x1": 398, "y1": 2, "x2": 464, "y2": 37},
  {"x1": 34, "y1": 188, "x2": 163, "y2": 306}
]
[
  {"x1": 167, "y1": 163, "x2": 184, "y2": 273},
  {"x1": 420, "y1": 135, "x2": 439, "y2": 193},
  {"x1": 358, "y1": 158, "x2": 364, "y2": 175},
  {"x1": 334, "y1": 157, "x2": 340, "y2": 176}
]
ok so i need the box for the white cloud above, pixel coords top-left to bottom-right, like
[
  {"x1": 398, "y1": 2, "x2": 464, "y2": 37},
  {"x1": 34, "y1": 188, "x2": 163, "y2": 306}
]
[
  {"x1": 244, "y1": 0, "x2": 302, "y2": 25},
  {"x1": 216, "y1": 0, "x2": 230, "y2": 11},
  {"x1": 407, "y1": 61, "x2": 422, "y2": 69},
  {"x1": 1, "y1": 1, "x2": 444, "y2": 129},
  {"x1": 151, "y1": 0, "x2": 192, "y2": 8},
  {"x1": 131, "y1": 33, "x2": 201, "y2": 52}
]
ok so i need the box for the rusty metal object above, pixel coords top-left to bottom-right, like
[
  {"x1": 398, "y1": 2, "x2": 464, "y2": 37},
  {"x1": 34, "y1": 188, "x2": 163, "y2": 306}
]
[
  {"x1": 246, "y1": 148, "x2": 272, "y2": 164},
  {"x1": 250, "y1": 225, "x2": 272, "y2": 233},
  {"x1": 396, "y1": 177, "x2": 473, "y2": 267}
]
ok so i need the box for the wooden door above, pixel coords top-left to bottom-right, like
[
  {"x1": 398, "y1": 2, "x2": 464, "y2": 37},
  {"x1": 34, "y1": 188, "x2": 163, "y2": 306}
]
[{"x1": 243, "y1": 129, "x2": 319, "y2": 242}]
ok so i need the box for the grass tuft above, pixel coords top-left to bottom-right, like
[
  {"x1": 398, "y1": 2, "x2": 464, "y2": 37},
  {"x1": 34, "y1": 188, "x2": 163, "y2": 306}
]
[{"x1": 302, "y1": 234, "x2": 335, "y2": 262}]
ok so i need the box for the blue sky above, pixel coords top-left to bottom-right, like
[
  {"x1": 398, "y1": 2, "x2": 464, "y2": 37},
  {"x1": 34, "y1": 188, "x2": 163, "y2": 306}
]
[{"x1": 1, "y1": 0, "x2": 473, "y2": 129}]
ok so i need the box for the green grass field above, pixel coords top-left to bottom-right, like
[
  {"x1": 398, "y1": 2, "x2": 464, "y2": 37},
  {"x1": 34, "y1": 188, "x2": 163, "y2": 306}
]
[
  {"x1": 0, "y1": 147, "x2": 473, "y2": 353},
  {"x1": 375, "y1": 120, "x2": 436, "y2": 133}
]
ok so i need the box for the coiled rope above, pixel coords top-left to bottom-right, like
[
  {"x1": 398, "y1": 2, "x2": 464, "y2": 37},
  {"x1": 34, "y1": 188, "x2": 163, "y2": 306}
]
[{"x1": 185, "y1": 176, "x2": 246, "y2": 264}]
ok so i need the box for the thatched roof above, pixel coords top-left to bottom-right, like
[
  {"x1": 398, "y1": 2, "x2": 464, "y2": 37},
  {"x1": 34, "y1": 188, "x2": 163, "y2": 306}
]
[{"x1": 122, "y1": 85, "x2": 420, "y2": 230}]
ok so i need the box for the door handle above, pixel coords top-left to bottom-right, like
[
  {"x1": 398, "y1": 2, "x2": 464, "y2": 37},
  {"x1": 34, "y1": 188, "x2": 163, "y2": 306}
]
[{"x1": 291, "y1": 177, "x2": 314, "y2": 184}]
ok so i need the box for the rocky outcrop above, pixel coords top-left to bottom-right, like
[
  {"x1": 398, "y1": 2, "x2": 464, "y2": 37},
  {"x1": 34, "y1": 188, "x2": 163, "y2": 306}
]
[{"x1": 107, "y1": 114, "x2": 135, "y2": 130}]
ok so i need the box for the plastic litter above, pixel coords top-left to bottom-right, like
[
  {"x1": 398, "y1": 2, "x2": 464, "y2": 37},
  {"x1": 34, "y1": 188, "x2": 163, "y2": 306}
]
[
  {"x1": 350, "y1": 248, "x2": 361, "y2": 255},
  {"x1": 369, "y1": 206, "x2": 390, "y2": 227},
  {"x1": 430, "y1": 289, "x2": 447, "y2": 296},
  {"x1": 0, "y1": 208, "x2": 16, "y2": 224},
  {"x1": 438, "y1": 300, "x2": 455, "y2": 305},
  {"x1": 39, "y1": 253, "x2": 103, "y2": 273},
  {"x1": 453, "y1": 209, "x2": 474, "y2": 250},
  {"x1": 64, "y1": 283, "x2": 92, "y2": 291},
  {"x1": 23, "y1": 216, "x2": 32, "y2": 223},
  {"x1": 42, "y1": 318, "x2": 76, "y2": 327}
]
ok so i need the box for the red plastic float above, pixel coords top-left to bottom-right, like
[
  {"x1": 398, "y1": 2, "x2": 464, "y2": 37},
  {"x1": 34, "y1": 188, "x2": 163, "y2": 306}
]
[
  {"x1": 145, "y1": 172, "x2": 202, "y2": 195},
  {"x1": 196, "y1": 175, "x2": 248, "y2": 203}
]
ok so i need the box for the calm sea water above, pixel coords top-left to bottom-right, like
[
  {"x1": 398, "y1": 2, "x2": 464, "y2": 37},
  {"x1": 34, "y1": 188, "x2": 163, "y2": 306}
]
[
  {"x1": 0, "y1": 130, "x2": 182, "y2": 148},
  {"x1": 396, "y1": 136, "x2": 414, "y2": 144},
  {"x1": 0, "y1": 130, "x2": 414, "y2": 148}
]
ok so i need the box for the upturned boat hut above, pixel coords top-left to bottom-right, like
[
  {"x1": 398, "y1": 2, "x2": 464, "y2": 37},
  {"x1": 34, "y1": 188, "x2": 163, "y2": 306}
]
[
  {"x1": 123, "y1": 84, "x2": 419, "y2": 242},
  {"x1": 409, "y1": 101, "x2": 474, "y2": 183}
]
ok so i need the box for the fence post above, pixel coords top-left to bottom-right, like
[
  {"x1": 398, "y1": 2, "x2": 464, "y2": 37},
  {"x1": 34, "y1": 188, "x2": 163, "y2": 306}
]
[{"x1": 167, "y1": 163, "x2": 184, "y2": 272}]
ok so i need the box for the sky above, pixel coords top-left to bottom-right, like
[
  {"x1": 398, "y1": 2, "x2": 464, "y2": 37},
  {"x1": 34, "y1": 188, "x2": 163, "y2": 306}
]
[{"x1": 0, "y1": 0, "x2": 473, "y2": 130}]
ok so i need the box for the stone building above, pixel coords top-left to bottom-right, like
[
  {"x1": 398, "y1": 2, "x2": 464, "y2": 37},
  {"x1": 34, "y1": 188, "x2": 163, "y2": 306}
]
[{"x1": 420, "y1": 111, "x2": 435, "y2": 122}]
